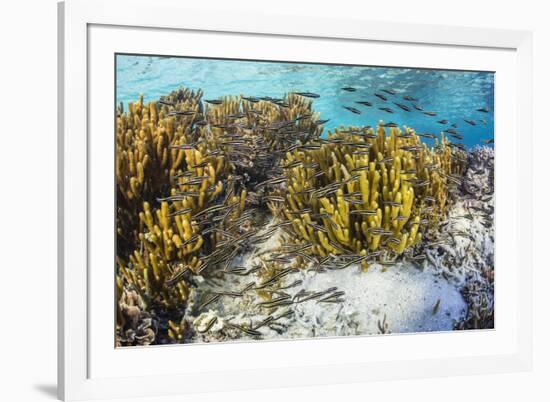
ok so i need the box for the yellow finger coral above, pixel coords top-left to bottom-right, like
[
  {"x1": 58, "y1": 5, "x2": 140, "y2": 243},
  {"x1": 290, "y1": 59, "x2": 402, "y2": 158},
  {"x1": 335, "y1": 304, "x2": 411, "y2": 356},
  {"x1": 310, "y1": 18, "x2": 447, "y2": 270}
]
[
  {"x1": 281, "y1": 123, "x2": 466, "y2": 270},
  {"x1": 116, "y1": 90, "x2": 322, "y2": 343}
]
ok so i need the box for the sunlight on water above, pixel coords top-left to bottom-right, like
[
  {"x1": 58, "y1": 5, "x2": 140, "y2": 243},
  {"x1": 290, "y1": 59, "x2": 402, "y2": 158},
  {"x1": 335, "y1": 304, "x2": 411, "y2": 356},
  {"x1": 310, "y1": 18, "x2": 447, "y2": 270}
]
[{"x1": 116, "y1": 55, "x2": 494, "y2": 149}]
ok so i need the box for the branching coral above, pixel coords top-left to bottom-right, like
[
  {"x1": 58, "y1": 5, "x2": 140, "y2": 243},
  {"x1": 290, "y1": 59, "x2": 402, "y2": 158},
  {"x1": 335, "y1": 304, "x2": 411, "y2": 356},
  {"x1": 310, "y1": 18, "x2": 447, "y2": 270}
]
[
  {"x1": 116, "y1": 89, "x2": 205, "y2": 254},
  {"x1": 280, "y1": 123, "x2": 467, "y2": 269},
  {"x1": 201, "y1": 93, "x2": 323, "y2": 184},
  {"x1": 116, "y1": 90, "x2": 323, "y2": 343}
]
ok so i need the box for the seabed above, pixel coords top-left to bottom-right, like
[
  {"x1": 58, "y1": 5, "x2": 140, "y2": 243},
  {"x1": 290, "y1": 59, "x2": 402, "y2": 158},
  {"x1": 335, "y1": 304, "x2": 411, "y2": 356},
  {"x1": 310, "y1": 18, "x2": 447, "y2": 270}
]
[{"x1": 116, "y1": 89, "x2": 494, "y2": 346}]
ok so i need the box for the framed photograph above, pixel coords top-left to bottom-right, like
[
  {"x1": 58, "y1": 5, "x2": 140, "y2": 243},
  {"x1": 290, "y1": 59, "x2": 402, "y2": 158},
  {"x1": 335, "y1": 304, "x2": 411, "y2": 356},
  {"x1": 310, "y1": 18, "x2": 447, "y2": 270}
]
[{"x1": 58, "y1": 0, "x2": 533, "y2": 400}]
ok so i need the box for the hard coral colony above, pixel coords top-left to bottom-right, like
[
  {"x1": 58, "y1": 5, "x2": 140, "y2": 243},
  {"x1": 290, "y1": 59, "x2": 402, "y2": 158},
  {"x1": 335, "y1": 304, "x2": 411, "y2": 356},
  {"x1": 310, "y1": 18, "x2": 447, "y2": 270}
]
[
  {"x1": 281, "y1": 126, "x2": 466, "y2": 270},
  {"x1": 116, "y1": 90, "x2": 325, "y2": 344},
  {"x1": 115, "y1": 71, "x2": 493, "y2": 346}
]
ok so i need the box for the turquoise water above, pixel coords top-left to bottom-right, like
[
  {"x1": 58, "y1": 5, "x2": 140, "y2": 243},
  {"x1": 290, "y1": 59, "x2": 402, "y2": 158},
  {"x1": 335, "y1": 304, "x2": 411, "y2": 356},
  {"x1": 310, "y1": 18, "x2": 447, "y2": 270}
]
[{"x1": 116, "y1": 54, "x2": 494, "y2": 149}]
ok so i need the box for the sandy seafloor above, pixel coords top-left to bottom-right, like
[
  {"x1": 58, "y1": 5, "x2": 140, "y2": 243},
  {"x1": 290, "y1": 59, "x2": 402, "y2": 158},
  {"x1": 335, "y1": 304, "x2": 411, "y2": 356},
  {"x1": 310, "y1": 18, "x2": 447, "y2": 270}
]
[{"x1": 172, "y1": 146, "x2": 495, "y2": 343}]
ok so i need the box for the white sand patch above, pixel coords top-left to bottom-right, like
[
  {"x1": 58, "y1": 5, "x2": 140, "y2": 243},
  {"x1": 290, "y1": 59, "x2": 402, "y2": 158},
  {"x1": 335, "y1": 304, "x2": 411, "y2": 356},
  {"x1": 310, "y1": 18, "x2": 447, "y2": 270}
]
[
  {"x1": 187, "y1": 259, "x2": 466, "y2": 341},
  {"x1": 291, "y1": 264, "x2": 466, "y2": 337}
]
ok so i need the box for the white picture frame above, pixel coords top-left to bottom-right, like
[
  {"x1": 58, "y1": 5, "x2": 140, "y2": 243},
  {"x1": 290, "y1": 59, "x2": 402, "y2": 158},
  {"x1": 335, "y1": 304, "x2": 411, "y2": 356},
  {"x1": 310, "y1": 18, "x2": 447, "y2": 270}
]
[{"x1": 58, "y1": 0, "x2": 533, "y2": 400}]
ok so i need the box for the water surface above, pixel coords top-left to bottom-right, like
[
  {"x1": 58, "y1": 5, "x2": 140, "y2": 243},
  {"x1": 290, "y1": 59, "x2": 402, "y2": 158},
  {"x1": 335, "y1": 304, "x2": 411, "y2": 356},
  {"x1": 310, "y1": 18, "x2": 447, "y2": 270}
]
[{"x1": 116, "y1": 54, "x2": 494, "y2": 149}]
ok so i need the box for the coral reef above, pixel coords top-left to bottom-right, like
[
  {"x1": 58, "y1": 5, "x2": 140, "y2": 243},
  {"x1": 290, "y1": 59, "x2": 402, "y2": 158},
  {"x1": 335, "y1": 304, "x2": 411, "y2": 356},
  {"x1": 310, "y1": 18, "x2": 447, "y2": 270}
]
[
  {"x1": 116, "y1": 89, "x2": 204, "y2": 255},
  {"x1": 116, "y1": 90, "x2": 323, "y2": 344},
  {"x1": 115, "y1": 87, "x2": 491, "y2": 345},
  {"x1": 116, "y1": 288, "x2": 157, "y2": 346},
  {"x1": 280, "y1": 125, "x2": 467, "y2": 269}
]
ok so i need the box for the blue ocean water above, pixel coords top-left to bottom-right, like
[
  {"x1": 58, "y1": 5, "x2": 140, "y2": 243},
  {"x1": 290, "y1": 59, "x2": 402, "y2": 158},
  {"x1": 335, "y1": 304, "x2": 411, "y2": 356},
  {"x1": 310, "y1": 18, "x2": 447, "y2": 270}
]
[{"x1": 116, "y1": 55, "x2": 494, "y2": 149}]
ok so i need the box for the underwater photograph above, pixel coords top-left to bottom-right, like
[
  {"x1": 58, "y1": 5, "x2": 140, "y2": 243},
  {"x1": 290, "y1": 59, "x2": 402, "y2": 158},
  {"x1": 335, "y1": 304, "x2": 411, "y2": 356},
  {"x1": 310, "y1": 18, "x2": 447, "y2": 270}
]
[{"x1": 115, "y1": 54, "x2": 495, "y2": 347}]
